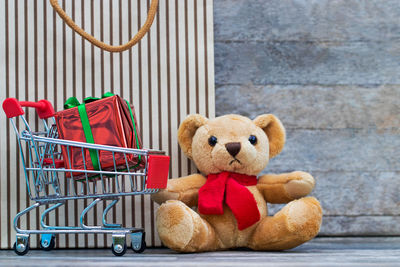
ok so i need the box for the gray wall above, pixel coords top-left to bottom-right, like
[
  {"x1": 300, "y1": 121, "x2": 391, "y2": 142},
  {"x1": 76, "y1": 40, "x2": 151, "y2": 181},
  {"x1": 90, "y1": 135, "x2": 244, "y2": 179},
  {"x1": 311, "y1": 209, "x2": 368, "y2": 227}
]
[{"x1": 213, "y1": 0, "x2": 400, "y2": 236}]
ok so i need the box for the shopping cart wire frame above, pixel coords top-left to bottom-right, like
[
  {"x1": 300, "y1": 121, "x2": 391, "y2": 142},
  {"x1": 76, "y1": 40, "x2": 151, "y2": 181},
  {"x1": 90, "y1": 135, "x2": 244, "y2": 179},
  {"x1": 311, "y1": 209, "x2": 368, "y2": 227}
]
[{"x1": 2, "y1": 98, "x2": 170, "y2": 256}]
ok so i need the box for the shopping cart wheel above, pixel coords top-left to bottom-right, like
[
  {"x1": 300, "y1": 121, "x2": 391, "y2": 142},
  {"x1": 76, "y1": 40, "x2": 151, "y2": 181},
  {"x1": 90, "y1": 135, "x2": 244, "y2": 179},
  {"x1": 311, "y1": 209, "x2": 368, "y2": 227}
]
[
  {"x1": 40, "y1": 234, "x2": 56, "y2": 251},
  {"x1": 111, "y1": 235, "x2": 127, "y2": 256},
  {"x1": 132, "y1": 239, "x2": 146, "y2": 253},
  {"x1": 131, "y1": 232, "x2": 146, "y2": 253},
  {"x1": 111, "y1": 243, "x2": 127, "y2": 257},
  {"x1": 13, "y1": 236, "x2": 30, "y2": 256}
]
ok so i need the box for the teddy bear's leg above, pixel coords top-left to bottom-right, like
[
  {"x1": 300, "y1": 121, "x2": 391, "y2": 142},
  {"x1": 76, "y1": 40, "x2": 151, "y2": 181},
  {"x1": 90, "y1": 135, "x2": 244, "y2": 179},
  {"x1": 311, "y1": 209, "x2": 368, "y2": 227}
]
[
  {"x1": 156, "y1": 200, "x2": 221, "y2": 252},
  {"x1": 249, "y1": 197, "x2": 322, "y2": 251}
]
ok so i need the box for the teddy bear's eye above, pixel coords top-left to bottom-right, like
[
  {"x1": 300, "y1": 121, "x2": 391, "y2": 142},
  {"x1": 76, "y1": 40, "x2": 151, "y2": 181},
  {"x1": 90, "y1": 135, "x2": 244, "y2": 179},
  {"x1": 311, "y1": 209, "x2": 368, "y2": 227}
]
[
  {"x1": 249, "y1": 135, "x2": 257, "y2": 145},
  {"x1": 208, "y1": 136, "x2": 218, "y2": 147}
]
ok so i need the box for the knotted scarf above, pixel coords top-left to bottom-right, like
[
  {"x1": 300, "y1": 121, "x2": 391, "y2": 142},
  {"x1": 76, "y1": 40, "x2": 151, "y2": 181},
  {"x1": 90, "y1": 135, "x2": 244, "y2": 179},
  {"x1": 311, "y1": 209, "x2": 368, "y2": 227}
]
[{"x1": 198, "y1": 171, "x2": 260, "y2": 230}]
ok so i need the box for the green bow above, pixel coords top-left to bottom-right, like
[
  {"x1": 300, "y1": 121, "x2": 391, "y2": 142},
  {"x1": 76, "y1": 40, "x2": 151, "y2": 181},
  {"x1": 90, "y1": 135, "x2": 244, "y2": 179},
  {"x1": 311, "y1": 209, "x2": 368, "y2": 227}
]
[
  {"x1": 64, "y1": 92, "x2": 115, "y2": 109},
  {"x1": 64, "y1": 92, "x2": 141, "y2": 179}
]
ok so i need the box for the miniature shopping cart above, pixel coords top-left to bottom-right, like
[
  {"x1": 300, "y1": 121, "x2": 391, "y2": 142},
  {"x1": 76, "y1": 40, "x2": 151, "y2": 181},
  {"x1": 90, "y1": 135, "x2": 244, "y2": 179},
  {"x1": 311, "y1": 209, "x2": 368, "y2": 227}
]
[{"x1": 2, "y1": 98, "x2": 170, "y2": 256}]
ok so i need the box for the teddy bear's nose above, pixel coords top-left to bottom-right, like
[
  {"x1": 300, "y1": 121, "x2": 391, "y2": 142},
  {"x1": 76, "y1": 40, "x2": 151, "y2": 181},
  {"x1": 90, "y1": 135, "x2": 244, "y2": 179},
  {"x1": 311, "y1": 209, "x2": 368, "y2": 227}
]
[{"x1": 225, "y1": 142, "x2": 241, "y2": 157}]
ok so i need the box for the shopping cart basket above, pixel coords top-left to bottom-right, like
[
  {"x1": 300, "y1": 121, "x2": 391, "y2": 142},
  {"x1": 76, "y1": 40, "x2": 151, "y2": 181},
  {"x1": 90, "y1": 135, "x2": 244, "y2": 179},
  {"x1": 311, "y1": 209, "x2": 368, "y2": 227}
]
[{"x1": 2, "y1": 98, "x2": 170, "y2": 256}]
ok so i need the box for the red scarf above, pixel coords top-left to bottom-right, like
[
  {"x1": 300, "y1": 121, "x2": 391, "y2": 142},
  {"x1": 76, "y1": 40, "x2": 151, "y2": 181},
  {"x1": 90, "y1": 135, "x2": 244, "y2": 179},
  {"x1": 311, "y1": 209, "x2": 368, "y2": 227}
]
[{"x1": 198, "y1": 171, "x2": 260, "y2": 230}]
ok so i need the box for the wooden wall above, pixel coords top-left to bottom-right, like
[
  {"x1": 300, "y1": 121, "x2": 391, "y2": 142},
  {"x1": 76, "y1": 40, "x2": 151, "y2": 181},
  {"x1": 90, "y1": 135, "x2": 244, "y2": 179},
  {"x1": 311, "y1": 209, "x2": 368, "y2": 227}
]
[{"x1": 214, "y1": 0, "x2": 400, "y2": 236}]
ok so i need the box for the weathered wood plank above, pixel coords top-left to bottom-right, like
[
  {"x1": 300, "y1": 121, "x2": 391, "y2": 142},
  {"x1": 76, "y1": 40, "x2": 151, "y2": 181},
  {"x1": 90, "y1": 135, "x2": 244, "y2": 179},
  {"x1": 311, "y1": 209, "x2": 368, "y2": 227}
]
[
  {"x1": 265, "y1": 171, "x2": 400, "y2": 216},
  {"x1": 215, "y1": 0, "x2": 400, "y2": 42},
  {"x1": 215, "y1": 84, "x2": 400, "y2": 130},
  {"x1": 320, "y1": 216, "x2": 400, "y2": 236},
  {"x1": 314, "y1": 171, "x2": 400, "y2": 216},
  {"x1": 263, "y1": 128, "x2": 400, "y2": 172},
  {"x1": 0, "y1": 238, "x2": 399, "y2": 266},
  {"x1": 308, "y1": 237, "x2": 400, "y2": 249},
  {"x1": 214, "y1": 41, "x2": 400, "y2": 85}
]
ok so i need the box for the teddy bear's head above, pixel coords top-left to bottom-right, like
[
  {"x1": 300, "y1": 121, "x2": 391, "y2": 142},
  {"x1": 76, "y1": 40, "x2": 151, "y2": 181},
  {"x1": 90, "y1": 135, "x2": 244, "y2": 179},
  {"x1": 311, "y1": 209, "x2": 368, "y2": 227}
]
[{"x1": 177, "y1": 114, "x2": 286, "y2": 176}]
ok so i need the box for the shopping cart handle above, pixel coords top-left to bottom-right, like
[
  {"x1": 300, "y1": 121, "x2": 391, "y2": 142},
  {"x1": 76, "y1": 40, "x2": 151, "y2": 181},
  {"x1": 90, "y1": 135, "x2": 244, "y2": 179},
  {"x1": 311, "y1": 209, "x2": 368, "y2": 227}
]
[
  {"x1": 2, "y1": 98, "x2": 55, "y2": 119},
  {"x1": 146, "y1": 155, "x2": 170, "y2": 189}
]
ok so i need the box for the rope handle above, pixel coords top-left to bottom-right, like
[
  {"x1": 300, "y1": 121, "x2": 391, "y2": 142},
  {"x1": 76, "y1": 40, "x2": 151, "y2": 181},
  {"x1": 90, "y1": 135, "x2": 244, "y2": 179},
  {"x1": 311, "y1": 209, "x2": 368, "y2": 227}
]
[{"x1": 49, "y1": 0, "x2": 158, "y2": 53}]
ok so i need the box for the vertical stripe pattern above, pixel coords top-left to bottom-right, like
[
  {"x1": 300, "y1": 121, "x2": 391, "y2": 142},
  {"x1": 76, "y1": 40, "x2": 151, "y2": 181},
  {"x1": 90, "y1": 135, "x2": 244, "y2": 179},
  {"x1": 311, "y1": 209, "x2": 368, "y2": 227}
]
[{"x1": 0, "y1": 0, "x2": 215, "y2": 249}]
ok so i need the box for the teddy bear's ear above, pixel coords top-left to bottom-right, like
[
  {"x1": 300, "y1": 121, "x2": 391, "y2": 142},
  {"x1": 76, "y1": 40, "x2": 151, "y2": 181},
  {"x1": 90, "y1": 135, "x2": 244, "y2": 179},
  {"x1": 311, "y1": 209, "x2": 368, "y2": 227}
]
[
  {"x1": 178, "y1": 114, "x2": 208, "y2": 159},
  {"x1": 253, "y1": 114, "x2": 286, "y2": 158}
]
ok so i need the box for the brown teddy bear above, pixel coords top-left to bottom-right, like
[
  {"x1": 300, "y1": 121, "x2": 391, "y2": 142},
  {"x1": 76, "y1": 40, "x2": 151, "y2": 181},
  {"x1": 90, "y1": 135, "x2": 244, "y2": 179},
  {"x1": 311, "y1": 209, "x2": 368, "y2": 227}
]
[{"x1": 152, "y1": 114, "x2": 322, "y2": 252}]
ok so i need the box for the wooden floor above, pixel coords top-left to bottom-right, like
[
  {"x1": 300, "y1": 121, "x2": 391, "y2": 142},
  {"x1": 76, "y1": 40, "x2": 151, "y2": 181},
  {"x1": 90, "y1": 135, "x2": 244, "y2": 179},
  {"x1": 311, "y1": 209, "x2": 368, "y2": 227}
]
[{"x1": 0, "y1": 237, "x2": 399, "y2": 266}]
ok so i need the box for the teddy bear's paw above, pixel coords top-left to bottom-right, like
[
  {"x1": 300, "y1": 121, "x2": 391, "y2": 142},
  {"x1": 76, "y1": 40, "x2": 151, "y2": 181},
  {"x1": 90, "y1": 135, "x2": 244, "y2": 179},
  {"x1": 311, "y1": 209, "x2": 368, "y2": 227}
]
[
  {"x1": 285, "y1": 197, "x2": 322, "y2": 240},
  {"x1": 151, "y1": 189, "x2": 180, "y2": 205},
  {"x1": 156, "y1": 200, "x2": 196, "y2": 251},
  {"x1": 284, "y1": 172, "x2": 315, "y2": 199}
]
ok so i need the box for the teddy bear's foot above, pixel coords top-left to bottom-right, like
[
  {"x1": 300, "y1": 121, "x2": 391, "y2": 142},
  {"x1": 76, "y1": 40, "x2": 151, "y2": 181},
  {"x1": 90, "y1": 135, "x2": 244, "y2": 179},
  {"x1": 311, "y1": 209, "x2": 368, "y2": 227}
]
[
  {"x1": 156, "y1": 200, "x2": 221, "y2": 252},
  {"x1": 249, "y1": 197, "x2": 322, "y2": 251}
]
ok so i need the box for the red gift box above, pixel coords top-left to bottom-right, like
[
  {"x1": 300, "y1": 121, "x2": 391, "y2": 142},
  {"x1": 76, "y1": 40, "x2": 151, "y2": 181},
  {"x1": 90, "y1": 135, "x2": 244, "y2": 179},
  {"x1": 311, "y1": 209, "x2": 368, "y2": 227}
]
[{"x1": 55, "y1": 94, "x2": 143, "y2": 180}]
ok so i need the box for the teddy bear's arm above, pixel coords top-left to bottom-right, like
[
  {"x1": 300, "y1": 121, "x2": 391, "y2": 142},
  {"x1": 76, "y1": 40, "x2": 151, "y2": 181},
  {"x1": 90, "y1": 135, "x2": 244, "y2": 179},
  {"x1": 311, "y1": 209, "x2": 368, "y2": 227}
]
[
  {"x1": 257, "y1": 171, "x2": 315, "y2": 203},
  {"x1": 151, "y1": 173, "x2": 207, "y2": 207}
]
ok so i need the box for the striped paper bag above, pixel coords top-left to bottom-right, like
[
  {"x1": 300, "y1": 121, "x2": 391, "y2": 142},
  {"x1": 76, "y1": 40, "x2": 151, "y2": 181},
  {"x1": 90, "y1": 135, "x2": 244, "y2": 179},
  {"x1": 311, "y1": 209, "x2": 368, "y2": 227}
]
[{"x1": 0, "y1": 0, "x2": 215, "y2": 249}]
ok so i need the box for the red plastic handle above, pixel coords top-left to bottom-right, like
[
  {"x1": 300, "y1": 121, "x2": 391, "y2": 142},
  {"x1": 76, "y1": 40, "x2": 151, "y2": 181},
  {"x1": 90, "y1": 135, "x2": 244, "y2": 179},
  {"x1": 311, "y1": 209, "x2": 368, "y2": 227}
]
[
  {"x1": 146, "y1": 155, "x2": 170, "y2": 189},
  {"x1": 2, "y1": 98, "x2": 55, "y2": 119}
]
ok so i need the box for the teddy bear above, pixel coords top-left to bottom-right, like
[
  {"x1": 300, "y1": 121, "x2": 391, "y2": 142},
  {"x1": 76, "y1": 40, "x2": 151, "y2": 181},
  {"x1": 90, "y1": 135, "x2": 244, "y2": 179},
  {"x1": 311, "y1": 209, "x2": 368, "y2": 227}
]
[{"x1": 152, "y1": 114, "x2": 322, "y2": 252}]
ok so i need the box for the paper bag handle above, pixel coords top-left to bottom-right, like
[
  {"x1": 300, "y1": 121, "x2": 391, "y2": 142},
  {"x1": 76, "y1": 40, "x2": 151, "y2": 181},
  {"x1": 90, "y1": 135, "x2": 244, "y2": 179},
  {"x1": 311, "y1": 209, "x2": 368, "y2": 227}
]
[{"x1": 49, "y1": 0, "x2": 158, "y2": 53}]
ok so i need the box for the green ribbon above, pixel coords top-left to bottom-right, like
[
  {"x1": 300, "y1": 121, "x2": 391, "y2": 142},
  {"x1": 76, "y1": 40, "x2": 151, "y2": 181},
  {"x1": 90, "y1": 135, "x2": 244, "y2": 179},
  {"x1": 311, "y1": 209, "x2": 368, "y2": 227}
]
[
  {"x1": 64, "y1": 96, "x2": 81, "y2": 109},
  {"x1": 77, "y1": 104, "x2": 100, "y2": 170},
  {"x1": 64, "y1": 92, "x2": 141, "y2": 176},
  {"x1": 64, "y1": 92, "x2": 116, "y2": 109}
]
